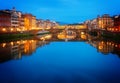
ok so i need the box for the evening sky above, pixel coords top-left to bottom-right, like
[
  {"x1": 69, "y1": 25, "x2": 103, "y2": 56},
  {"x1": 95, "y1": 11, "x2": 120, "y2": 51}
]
[{"x1": 0, "y1": 0, "x2": 120, "y2": 23}]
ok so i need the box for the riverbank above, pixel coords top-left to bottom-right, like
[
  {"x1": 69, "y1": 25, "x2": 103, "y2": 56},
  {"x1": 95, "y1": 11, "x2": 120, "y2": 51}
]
[
  {"x1": 89, "y1": 30, "x2": 120, "y2": 41},
  {"x1": 0, "y1": 33, "x2": 33, "y2": 41},
  {"x1": 88, "y1": 31, "x2": 98, "y2": 36},
  {"x1": 0, "y1": 31, "x2": 50, "y2": 41},
  {"x1": 101, "y1": 31, "x2": 120, "y2": 41}
]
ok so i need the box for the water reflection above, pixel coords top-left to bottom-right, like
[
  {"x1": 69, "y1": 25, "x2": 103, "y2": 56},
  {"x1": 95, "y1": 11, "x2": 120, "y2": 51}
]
[
  {"x1": 0, "y1": 34, "x2": 120, "y2": 83},
  {"x1": 57, "y1": 30, "x2": 76, "y2": 40},
  {"x1": 0, "y1": 37, "x2": 50, "y2": 63},
  {"x1": 0, "y1": 33, "x2": 120, "y2": 63},
  {"x1": 88, "y1": 40, "x2": 120, "y2": 56}
]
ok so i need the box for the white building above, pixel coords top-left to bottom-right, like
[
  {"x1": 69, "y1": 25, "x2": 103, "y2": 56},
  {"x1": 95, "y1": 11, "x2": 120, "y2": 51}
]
[{"x1": 11, "y1": 7, "x2": 22, "y2": 28}]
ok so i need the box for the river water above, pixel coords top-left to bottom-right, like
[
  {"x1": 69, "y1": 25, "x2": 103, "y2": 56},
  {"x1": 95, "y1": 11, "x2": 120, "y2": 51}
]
[{"x1": 0, "y1": 34, "x2": 120, "y2": 83}]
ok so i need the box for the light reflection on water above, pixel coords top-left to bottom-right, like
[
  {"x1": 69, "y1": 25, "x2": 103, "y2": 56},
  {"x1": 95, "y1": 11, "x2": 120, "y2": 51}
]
[{"x1": 0, "y1": 34, "x2": 120, "y2": 83}]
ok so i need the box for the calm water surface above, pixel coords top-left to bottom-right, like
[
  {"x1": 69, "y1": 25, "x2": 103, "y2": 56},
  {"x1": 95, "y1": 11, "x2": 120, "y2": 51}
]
[{"x1": 0, "y1": 34, "x2": 120, "y2": 83}]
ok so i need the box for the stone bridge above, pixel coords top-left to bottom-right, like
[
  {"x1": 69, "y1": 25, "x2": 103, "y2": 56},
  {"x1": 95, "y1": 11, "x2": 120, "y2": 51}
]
[
  {"x1": 48, "y1": 29, "x2": 88, "y2": 39},
  {"x1": 33, "y1": 29, "x2": 89, "y2": 41},
  {"x1": 30, "y1": 29, "x2": 88, "y2": 34}
]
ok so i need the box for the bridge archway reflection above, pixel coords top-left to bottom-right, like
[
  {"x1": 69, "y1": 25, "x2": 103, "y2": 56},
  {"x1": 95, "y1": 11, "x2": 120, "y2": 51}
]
[
  {"x1": 57, "y1": 30, "x2": 76, "y2": 40},
  {"x1": 56, "y1": 30, "x2": 88, "y2": 41}
]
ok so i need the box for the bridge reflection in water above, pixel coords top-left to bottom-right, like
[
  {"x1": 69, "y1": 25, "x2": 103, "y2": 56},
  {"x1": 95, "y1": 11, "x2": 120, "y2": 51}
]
[{"x1": 0, "y1": 33, "x2": 120, "y2": 63}]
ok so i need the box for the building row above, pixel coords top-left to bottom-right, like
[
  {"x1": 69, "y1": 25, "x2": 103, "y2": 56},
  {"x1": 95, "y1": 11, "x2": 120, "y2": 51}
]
[
  {"x1": 0, "y1": 7, "x2": 59, "y2": 33},
  {"x1": 84, "y1": 14, "x2": 120, "y2": 32}
]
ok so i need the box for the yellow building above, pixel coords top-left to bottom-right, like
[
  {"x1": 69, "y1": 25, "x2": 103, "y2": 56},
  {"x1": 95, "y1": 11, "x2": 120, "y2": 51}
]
[
  {"x1": 24, "y1": 14, "x2": 32, "y2": 30},
  {"x1": 24, "y1": 14, "x2": 36, "y2": 31},
  {"x1": 31, "y1": 16, "x2": 36, "y2": 30}
]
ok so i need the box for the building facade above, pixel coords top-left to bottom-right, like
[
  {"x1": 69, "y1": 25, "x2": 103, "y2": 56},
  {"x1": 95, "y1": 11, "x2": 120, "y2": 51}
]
[
  {"x1": 0, "y1": 7, "x2": 22, "y2": 33},
  {"x1": 31, "y1": 16, "x2": 36, "y2": 30},
  {"x1": 84, "y1": 19, "x2": 98, "y2": 31},
  {"x1": 97, "y1": 14, "x2": 114, "y2": 30},
  {"x1": 24, "y1": 14, "x2": 32, "y2": 31},
  {"x1": 0, "y1": 10, "x2": 11, "y2": 33},
  {"x1": 112, "y1": 15, "x2": 120, "y2": 32}
]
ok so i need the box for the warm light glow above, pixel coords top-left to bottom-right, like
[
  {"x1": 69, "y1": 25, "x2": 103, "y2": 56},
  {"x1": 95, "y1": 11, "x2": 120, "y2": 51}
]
[
  {"x1": 109, "y1": 42, "x2": 111, "y2": 45},
  {"x1": 57, "y1": 32, "x2": 76, "y2": 40},
  {"x1": 115, "y1": 28, "x2": 118, "y2": 31},
  {"x1": 115, "y1": 45, "x2": 118, "y2": 47},
  {"x1": 10, "y1": 42, "x2": 14, "y2": 46},
  {"x1": 17, "y1": 41, "x2": 20, "y2": 44},
  {"x1": 109, "y1": 28, "x2": 111, "y2": 31},
  {"x1": 2, "y1": 43, "x2": 6, "y2": 47},
  {"x1": 31, "y1": 40, "x2": 34, "y2": 42},
  {"x1": 112, "y1": 28, "x2": 114, "y2": 31},
  {"x1": 99, "y1": 46, "x2": 103, "y2": 50},
  {"x1": 101, "y1": 41, "x2": 104, "y2": 44},
  {"x1": 99, "y1": 21, "x2": 101, "y2": 24},
  {"x1": 112, "y1": 43, "x2": 114, "y2": 46},
  {"x1": 81, "y1": 35, "x2": 87, "y2": 39},
  {"x1": 2, "y1": 28, "x2": 6, "y2": 31},
  {"x1": 11, "y1": 28, "x2": 13, "y2": 31},
  {"x1": 24, "y1": 42, "x2": 29, "y2": 53},
  {"x1": 22, "y1": 40, "x2": 26, "y2": 43},
  {"x1": 107, "y1": 42, "x2": 109, "y2": 45},
  {"x1": 81, "y1": 32, "x2": 85, "y2": 35},
  {"x1": 40, "y1": 37, "x2": 45, "y2": 41},
  {"x1": 44, "y1": 35, "x2": 52, "y2": 39},
  {"x1": 17, "y1": 28, "x2": 20, "y2": 31},
  {"x1": 57, "y1": 34, "x2": 66, "y2": 39}
]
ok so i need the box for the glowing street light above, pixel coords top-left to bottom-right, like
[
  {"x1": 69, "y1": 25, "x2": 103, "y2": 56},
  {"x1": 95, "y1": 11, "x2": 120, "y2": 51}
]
[
  {"x1": 2, "y1": 28, "x2": 6, "y2": 32},
  {"x1": 11, "y1": 28, "x2": 13, "y2": 31}
]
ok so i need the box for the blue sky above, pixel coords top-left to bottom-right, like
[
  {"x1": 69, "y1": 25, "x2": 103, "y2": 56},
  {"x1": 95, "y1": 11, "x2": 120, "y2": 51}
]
[{"x1": 0, "y1": 0, "x2": 120, "y2": 23}]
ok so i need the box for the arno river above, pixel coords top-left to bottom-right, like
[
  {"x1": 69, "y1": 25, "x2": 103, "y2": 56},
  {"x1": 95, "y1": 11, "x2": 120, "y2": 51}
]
[{"x1": 0, "y1": 33, "x2": 120, "y2": 83}]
